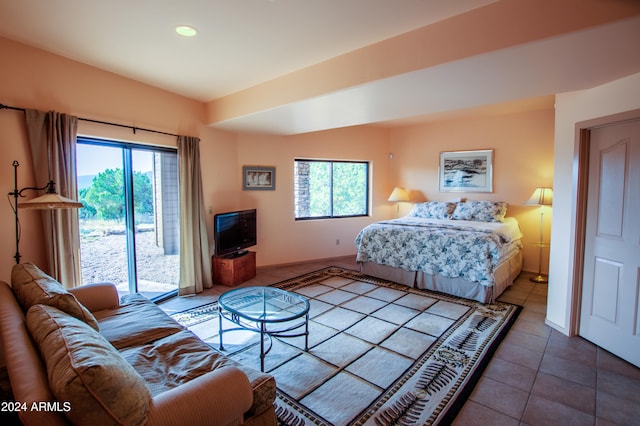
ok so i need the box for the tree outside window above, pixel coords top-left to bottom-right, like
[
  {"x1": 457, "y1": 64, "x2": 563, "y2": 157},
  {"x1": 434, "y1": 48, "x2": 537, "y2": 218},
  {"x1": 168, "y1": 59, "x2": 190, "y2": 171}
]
[{"x1": 294, "y1": 159, "x2": 369, "y2": 220}]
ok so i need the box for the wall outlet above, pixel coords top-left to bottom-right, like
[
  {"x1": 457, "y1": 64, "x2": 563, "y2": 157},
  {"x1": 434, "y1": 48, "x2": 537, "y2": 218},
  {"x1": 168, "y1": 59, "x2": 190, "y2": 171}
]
[{"x1": 336, "y1": 239, "x2": 340, "y2": 245}]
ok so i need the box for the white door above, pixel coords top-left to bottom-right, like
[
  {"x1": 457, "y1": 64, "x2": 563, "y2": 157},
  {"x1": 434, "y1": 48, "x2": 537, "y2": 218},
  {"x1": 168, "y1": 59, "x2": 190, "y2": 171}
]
[{"x1": 580, "y1": 119, "x2": 640, "y2": 367}]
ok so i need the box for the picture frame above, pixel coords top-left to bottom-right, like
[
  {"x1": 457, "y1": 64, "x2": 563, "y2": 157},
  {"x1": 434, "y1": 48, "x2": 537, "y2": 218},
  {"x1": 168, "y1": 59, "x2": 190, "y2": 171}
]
[
  {"x1": 439, "y1": 149, "x2": 493, "y2": 192},
  {"x1": 243, "y1": 166, "x2": 276, "y2": 191}
]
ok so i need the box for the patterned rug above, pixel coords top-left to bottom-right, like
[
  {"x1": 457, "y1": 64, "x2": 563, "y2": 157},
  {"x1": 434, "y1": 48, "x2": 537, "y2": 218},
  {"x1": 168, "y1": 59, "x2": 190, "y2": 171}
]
[{"x1": 171, "y1": 267, "x2": 521, "y2": 425}]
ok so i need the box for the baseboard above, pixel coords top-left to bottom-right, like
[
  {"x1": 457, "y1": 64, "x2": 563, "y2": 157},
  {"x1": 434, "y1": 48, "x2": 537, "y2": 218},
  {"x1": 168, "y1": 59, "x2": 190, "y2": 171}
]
[
  {"x1": 545, "y1": 318, "x2": 573, "y2": 336},
  {"x1": 256, "y1": 254, "x2": 357, "y2": 271}
]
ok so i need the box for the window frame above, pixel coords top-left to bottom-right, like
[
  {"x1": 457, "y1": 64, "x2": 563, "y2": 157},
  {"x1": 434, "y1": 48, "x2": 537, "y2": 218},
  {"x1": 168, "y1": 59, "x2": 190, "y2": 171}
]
[
  {"x1": 294, "y1": 158, "x2": 370, "y2": 221},
  {"x1": 76, "y1": 137, "x2": 179, "y2": 303}
]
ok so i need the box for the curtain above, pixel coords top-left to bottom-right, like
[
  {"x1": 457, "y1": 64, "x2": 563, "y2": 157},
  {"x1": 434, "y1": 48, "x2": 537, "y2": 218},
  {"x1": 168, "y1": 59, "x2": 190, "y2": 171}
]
[
  {"x1": 177, "y1": 135, "x2": 212, "y2": 295},
  {"x1": 25, "y1": 109, "x2": 80, "y2": 288}
]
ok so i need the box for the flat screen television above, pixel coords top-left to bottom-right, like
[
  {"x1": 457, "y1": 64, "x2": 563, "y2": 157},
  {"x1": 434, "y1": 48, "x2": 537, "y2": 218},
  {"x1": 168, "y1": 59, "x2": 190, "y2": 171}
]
[{"x1": 214, "y1": 209, "x2": 257, "y2": 257}]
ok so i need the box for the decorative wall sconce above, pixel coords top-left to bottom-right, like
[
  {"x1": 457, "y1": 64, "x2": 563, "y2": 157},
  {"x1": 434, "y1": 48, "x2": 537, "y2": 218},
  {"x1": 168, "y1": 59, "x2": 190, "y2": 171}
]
[{"x1": 8, "y1": 160, "x2": 82, "y2": 264}]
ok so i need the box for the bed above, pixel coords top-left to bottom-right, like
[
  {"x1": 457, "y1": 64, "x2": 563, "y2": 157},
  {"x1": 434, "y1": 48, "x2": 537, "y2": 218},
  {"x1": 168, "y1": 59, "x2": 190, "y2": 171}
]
[{"x1": 354, "y1": 200, "x2": 523, "y2": 303}]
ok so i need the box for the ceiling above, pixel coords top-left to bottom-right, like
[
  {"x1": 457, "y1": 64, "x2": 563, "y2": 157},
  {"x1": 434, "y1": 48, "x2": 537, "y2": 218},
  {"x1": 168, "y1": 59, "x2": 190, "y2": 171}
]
[{"x1": 0, "y1": 0, "x2": 639, "y2": 135}]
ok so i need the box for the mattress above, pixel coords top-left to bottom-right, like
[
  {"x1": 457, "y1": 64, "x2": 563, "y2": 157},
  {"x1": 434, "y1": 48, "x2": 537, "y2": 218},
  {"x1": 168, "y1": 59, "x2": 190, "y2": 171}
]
[{"x1": 354, "y1": 216, "x2": 523, "y2": 290}]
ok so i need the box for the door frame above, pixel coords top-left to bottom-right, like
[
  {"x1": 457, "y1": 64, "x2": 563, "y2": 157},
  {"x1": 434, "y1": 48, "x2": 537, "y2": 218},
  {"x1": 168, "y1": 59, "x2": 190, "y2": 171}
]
[{"x1": 569, "y1": 108, "x2": 640, "y2": 336}]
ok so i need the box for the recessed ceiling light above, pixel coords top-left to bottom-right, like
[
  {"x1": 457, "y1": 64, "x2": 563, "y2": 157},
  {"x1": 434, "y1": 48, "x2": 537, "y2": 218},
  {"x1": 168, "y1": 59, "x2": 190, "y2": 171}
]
[{"x1": 176, "y1": 25, "x2": 198, "y2": 37}]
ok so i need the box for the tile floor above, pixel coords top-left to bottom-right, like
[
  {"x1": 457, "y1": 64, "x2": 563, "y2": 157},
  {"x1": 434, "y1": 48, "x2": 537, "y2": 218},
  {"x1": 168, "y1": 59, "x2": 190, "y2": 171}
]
[{"x1": 159, "y1": 256, "x2": 640, "y2": 425}]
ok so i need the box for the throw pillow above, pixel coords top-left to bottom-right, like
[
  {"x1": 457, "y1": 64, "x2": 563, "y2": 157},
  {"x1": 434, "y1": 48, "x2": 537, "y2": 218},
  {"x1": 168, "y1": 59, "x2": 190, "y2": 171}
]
[
  {"x1": 11, "y1": 262, "x2": 99, "y2": 331},
  {"x1": 451, "y1": 200, "x2": 508, "y2": 222},
  {"x1": 26, "y1": 304, "x2": 151, "y2": 426},
  {"x1": 408, "y1": 201, "x2": 457, "y2": 219}
]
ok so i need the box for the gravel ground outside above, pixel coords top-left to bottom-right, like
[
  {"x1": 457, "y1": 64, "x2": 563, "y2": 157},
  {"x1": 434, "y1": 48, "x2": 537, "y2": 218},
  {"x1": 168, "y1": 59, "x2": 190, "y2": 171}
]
[{"x1": 80, "y1": 227, "x2": 179, "y2": 296}]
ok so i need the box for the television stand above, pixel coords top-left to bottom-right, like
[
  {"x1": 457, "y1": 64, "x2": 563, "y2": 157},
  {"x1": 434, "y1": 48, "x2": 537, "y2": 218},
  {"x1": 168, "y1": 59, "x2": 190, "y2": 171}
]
[
  {"x1": 212, "y1": 251, "x2": 256, "y2": 287},
  {"x1": 225, "y1": 250, "x2": 248, "y2": 259}
]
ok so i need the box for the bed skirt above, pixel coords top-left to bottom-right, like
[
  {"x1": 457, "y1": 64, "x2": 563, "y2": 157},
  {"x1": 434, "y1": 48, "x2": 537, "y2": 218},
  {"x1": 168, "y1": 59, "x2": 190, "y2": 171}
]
[{"x1": 359, "y1": 249, "x2": 523, "y2": 303}]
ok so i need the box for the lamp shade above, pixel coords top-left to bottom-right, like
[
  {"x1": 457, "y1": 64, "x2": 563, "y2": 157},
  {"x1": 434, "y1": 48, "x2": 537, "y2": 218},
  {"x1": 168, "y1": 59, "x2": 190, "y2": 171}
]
[
  {"x1": 18, "y1": 193, "x2": 83, "y2": 209},
  {"x1": 388, "y1": 187, "x2": 409, "y2": 202},
  {"x1": 525, "y1": 187, "x2": 553, "y2": 206}
]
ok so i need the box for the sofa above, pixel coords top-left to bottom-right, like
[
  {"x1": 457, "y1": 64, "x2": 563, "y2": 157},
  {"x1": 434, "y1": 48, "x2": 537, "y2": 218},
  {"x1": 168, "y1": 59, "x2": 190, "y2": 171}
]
[{"x1": 0, "y1": 263, "x2": 277, "y2": 426}]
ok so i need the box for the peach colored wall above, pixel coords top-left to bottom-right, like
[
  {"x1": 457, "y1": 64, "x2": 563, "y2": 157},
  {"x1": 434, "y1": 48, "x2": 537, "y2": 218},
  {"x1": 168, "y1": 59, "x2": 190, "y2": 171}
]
[
  {"x1": 0, "y1": 37, "x2": 236, "y2": 283},
  {"x1": 0, "y1": 36, "x2": 391, "y2": 282},
  {"x1": 233, "y1": 126, "x2": 391, "y2": 267},
  {"x1": 388, "y1": 108, "x2": 555, "y2": 273},
  {"x1": 0, "y1": 35, "x2": 556, "y2": 284}
]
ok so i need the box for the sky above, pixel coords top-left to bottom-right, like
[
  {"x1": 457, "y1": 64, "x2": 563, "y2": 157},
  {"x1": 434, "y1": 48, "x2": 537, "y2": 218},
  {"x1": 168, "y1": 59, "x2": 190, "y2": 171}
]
[{"x1": 76, "y1": 144, "x2": 152, "y2": 176}]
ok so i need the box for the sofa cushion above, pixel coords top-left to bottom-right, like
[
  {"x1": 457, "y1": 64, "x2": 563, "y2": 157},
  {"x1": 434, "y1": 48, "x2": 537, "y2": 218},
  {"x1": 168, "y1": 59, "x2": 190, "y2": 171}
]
[
  {"x1": 120, "y1": 329, "x2": 276, "y2": 419},
  {"x1": 11, "y1": 262, "x2": 99, "y2": 331},
  {"x1": 26, "y1": 304, "x2": 151, "y2": 426},
  {"x1": 95, "y1": 294, "x2": 186, "y2": 350}
]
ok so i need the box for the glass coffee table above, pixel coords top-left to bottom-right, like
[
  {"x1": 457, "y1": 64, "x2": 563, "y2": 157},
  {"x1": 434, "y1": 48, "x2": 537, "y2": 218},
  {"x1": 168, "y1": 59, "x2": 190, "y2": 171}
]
[{"x1": 218, "y1": 286, "x2": 310, "y2": 372}]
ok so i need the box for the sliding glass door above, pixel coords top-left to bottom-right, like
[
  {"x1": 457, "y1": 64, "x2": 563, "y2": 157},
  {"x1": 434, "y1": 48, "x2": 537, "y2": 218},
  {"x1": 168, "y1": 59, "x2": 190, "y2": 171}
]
[{"x1": 76, "y1": 138, "x2": 179, "y2": 300}]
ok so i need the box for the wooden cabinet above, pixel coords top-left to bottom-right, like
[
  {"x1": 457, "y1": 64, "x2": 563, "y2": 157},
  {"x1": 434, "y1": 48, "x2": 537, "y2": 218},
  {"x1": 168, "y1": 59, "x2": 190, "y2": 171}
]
[{"x1": 212, "y1": 251, "x2": 256, "y2": 286}]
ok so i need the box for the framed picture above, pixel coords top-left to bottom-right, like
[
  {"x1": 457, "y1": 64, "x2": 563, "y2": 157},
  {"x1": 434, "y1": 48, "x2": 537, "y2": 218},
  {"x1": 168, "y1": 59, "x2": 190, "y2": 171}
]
[
  {"x1": 243, "y1": 166, "x2": 276, "y2": 190},
  {"x1": 439, "y1": 149, "x2": 493, "y2": 192}
]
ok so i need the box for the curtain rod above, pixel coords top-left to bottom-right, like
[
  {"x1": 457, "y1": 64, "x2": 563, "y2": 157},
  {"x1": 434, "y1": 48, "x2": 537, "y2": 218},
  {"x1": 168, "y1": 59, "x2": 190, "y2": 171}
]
[{"x1": 1, "y1": 103, "x2": 179, "y2": 138}]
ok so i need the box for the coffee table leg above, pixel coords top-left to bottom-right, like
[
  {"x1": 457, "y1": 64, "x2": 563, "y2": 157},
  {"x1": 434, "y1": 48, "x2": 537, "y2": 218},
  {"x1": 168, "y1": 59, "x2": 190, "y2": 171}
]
[
  {"x1": 260, "y1": 321, "x2": 266, "y2": 372},
  {"x1": 305, "y1": 313, "x2": 309, "y2": 351},
  {"x1": 219, "y1": 305, "x2": 224, "y2": 351}
]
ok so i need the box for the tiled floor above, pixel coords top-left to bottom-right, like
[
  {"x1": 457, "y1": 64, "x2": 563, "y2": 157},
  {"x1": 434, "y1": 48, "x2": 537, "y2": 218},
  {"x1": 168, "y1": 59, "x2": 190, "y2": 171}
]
[{"x1": 160, "y1": 256, "x2": 640, "y2": 425}]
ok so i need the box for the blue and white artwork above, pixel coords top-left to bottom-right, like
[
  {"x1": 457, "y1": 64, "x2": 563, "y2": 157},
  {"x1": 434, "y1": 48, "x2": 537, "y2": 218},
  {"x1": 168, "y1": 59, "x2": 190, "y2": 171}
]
[{"x1": 440, "y1": 150, "x2": 493, "y2": 192}]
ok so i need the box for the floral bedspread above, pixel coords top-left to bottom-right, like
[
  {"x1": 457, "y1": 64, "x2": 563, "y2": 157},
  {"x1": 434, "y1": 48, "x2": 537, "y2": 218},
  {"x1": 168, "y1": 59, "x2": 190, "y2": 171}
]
[{"x1": 354, "y1": 217, "x2": 523, "y2": 287}]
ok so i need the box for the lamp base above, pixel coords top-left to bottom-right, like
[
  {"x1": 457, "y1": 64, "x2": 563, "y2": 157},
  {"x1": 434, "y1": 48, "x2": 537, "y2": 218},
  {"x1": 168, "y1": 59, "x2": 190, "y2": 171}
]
[{"x1": 529, "y1": 274, "x2": 548, "y2": 284}]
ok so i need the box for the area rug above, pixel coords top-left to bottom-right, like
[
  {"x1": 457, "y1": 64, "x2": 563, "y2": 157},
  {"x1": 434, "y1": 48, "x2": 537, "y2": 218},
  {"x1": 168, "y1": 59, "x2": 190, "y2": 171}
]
[{"x1": 171, "y1": 267, "x2": 521, "y2": 425}]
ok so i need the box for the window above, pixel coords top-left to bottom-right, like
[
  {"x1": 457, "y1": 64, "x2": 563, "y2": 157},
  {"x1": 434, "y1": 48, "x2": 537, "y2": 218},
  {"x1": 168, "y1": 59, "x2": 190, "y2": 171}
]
[
  {"x1": 294, "y1": 159, "x2": 369, "y2": 220},
  {"x1": 77, "y1": 137, "x2": 179, "y2": 302}
]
